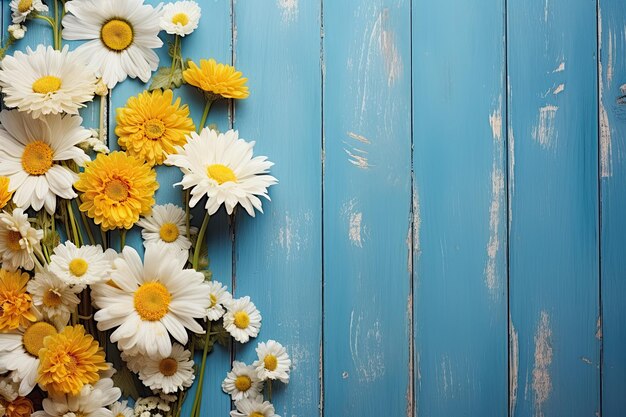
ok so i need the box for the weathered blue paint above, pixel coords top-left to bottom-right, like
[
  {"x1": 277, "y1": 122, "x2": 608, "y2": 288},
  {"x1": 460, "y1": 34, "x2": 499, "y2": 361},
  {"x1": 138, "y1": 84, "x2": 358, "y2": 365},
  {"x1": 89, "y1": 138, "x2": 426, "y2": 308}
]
[
  {"x1": 232, "y1": 1, "x2": 322, "y2": 416},
  {"x1": 508, "y1": 1, "x2": 600, "y2": 416},
  {"x1": 323, "y1": 1, "x2": 412, "y2": 415},
  {"x1": 412, "y1": 0, "x2": 508, "y2": 415},
  {"x1": 599, "y1": 0, "x2": 626, "y2": 415}
]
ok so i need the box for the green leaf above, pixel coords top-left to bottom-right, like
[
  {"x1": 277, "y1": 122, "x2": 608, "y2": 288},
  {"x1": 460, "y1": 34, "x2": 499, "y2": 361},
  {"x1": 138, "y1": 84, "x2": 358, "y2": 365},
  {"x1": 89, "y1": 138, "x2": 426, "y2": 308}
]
[
  {"x1": 212, "y1": 320, "x2": 231, "y2": 347},
  {"x1": 149, "y1": 66, "x2": 183, "y2": 91},
  {"x1": 112, "y1": 365, "x2": 141, "y2": 399}
]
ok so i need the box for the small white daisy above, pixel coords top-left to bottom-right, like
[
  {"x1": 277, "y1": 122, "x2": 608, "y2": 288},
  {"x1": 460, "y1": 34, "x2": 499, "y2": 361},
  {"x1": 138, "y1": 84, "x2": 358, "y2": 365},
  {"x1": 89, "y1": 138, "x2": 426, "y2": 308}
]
[
  {"x1": 110, "y1": 400, "x2": 134, "y2": 417},
  {"x1": 10, "y1": 0, "x2": 48, "y2": 24},
  {"x1": 49, "y1": 242, "x2": 112, "y2": 289},
  {"x1": 132, "y1": 396, "x2": 171, "y2": 417},
  {"x1": 0, "y1": 110, "x2": 91, "y2": 214},
  {"x1": 31, "y1": 377, "x2": 121, "y2": 417},
  {"x1": 138, "y1": 343, "x2": 194, "y2": 394},
  {"x1": 92, "y1": 243, "x2": 211, "y2": 358},
  {"x1": 160, "y1": 1, "x2": 201, "y2": 36},
  {"x1": 0, "y1": 321, "x2": 58, "y2": 396},
  {"x1": 0, "y1": 45, "x2": 97, "y2": 119},
  {"x1": 26, "y1": 269, "x2": 80, "y2": 328},
  {"x1": 62, "y1": 0, "x2": 163, "y2": 88},
  {"x1": 120, "y1": 350, "x2": 143, "y2": 374},
  {"x1": 7, "y1": 24, "x2": 27, "y2": 40},
  {"x1": 222, "y1": 361, "x2": 263, "y2": 401},
  {"x1": 166, "y1": 128, "x2": 277, "y2": 217},
  {"x1": 253, "y1": 340, "x2": 291, "y2": 383},
  {"x1": 223, "y1": 296, "x2": 261, "y2": 344},
  {"x1": 206, "y1": 280, "x2": 232, "y2": 321},
  {"x1": 0, "y1": 208, "x2": 43, "y2": 271},
  {"x1": 230, "y1": 397, "x2": 279, "y2": 417},
  {"x1": 136, "y1": 204, "x2": 196, "y2": 252}
]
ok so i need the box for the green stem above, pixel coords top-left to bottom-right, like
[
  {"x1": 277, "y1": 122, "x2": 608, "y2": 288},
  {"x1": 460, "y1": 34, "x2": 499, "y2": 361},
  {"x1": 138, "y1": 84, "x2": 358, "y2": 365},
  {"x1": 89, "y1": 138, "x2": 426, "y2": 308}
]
[
  {"x1": 53, "y1": 0, "x2": 60, "y2": 49},
  {"x1": 197, "y1": 99, "x2": 214, "y2": 133},
  {"x1": 192, "y1": 211, "x2": 210, "y2": 270},
  {"x1": 191, "y1": 323, "x2": 212, "y2": 417},
  {"x1": 184, "y1": 189, "x2": 191, "y2": 240},
  {"x1": 100, "y1": 229, "x2": 108, "y2": 250},
  {"x1": 267, "y1": 380, "x2": 273, "y2": 401},
  {"x1": 119, "y1": 229, "x2": 127, "y2": 249},
  {"x1": 67, "y1": 200, "x2": 82, "y2": 246},
  {"x1": 33, "y1": 14, "x2": 55, "y2": 29},
  {"x1": 78, "y1": 206, "x2": 96, "y2": 246},
  {"x1": 167, "y1": 35, "x2": 180, "y2": 88}
]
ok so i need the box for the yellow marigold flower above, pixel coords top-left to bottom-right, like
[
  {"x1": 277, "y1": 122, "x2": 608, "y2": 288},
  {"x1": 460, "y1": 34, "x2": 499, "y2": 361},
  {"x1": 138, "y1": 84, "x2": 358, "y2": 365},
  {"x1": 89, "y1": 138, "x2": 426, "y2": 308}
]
[
  {"x1": 37, "y1": 324, "x2": 108, "y2": 395},
  {"x1": 183, "y1": 59, "x2": 250, "y2": 99},
  {"x1": 75, "y1": 152, "x2": 159, "y2": 231},
  {"x1": 3, "y1": 397, "x2": 33, "y2": 417},
  {"x1": 116, "y1": 89, "x2": 195, "y2": 166},
  {"x1": 0, "y1": 268, "x2": 36, "y2": 331},
  {"x1": 0, "y1": 176, "x2": 13, "y2": 209}
]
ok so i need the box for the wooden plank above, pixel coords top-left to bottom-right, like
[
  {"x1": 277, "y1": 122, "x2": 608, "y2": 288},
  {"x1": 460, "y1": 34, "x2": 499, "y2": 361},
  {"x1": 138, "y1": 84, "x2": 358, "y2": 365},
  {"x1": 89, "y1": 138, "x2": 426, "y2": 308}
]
[
  {"x1": 412, "y1": 0, "x2": 508, "y2": 415},
  {"x1": 231, "y1": 1, "x2": 323, "y2": 416},
  {"x1": 599, "y1": 0, "x2": 626, "y2": 415},
  {"x1": 107, "y1": 1, "x2": 234, "y2": 415},
  {"x1": 323, "y1": 2, "x2": 412, "y2": 415},
  {"x1": 507, "y1": 0, "x2": 600, "y2": 416}
]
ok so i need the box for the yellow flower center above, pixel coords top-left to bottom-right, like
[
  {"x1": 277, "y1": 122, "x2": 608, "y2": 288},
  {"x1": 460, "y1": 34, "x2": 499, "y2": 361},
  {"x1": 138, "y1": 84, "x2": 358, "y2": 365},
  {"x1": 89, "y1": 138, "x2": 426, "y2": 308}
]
[
  {"x1": 18, "y1": 0, "x2": 32, "y2": 13},
  {"x1": 159, "y1": 222, "x2": 179, "y2": 243},
  {"x1": 250, "y1": 413, "x2": 265, "y2": 417},
  {"x1": 22, "y1": 141, "x2": 54, "y2": 176},
  {"x1": 263, "y1": 354, "x2": 278, "y2": 371},
  {"x1": 233, "y1": 311, "x2": 250, "y2": 329},
  {"x1": 234, "y1": 375, "x2": 252, "y2": 391},
  {"x1": 43, "y1": 289, "x2": 62, "y2": 307},
  {"x1": 144, "y1": 119, "x2": 166, "y2": 140},
  {"x1": 22, "y1": 322, "x2": 57, "y2": 357},
  {"x1": 207, "y1": 164, "x2": 237, "y2": 185},
  {"x1": 158, "y1": 357, "x2": 179, "y2": 376},
  {"x1": 171, "y1": 12, "x2": 189, "y2": 26},
  {"x1": 69, "y1": 258, "x2": 89, "y2": 277},
  {"x1": 6, "y1": 230, "x2": 23, "y2": 251},
  {"x1": 209, "y1": 293, "x2": 217, "y2": 307},
  {"x1": 101, "y1": 19, "x2": 134, "y2": 52},
  {"x1": 32, "y1": 75, "x2": 62, "y2": 94},
  {"x1": 134, "y1": 282, "x2": 171, "y2": 321},
  {"x1": 104, "y1": 179, "x2": 130, "y2": 202}
]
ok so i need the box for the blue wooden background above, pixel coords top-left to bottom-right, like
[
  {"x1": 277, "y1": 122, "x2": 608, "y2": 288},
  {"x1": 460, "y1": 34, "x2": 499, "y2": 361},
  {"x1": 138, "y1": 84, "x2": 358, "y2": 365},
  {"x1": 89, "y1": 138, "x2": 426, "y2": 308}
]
[{"x1": 4, "y1": 0, "x2": 626, "y2": 415}]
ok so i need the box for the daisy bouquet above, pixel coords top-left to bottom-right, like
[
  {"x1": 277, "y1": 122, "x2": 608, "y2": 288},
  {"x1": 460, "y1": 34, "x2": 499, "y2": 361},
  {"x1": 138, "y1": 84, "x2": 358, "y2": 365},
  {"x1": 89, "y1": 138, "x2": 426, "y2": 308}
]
[{"x1": 0, "y1": 2, "x2": 290, "y2": 417}]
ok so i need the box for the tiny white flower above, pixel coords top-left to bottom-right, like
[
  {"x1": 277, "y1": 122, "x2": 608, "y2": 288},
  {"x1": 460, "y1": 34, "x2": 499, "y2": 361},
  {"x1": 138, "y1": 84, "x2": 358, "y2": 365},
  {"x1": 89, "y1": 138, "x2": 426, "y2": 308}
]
[
  {"x1": 230, "y1": 397, "x2": 279, "y2": 417},
  {"x1": 253, "y1": 340, "x2": 291, "y2": 383},
  {"x1": 0, "y1": 208, "x2": 43, "y2": 271},
  {"x1": 138, "y1": 343, "x2": 194, "y2": 394},
  {"x1": 206, "y1": 281, "x2": 232, "y2": 321},
  {"x1": 10, "y1": 0, "x2": 48, "y2": 24},
  {"x1": 49, "y1": 242, "x2": 112, "y2": 289},
  {"x1": 160, "y1": 1, "x2": 201, "y2": 36},
  {"x1": 31, "y1": 378, "x2": 121, "y2": 417},
  {"x1": 0, "y1": 377, "x2": 19, "y2": 402},
  {"x1": 222, "y1": 361, "x2": 263, "y2": 401},
  {"x1": 223, "y1": 296, "x2": 262, "y2": 344},
  {"x1": 27, "y1": 269, "x2": 80, "y2": 328},
  {"x1": 110, "y1": 400, "x2": 133, "y2": 417},
  {"x1": 136, "y1": 204, "x2": 196, "y2": 252},
  {"x1": 7, "y1": 24, "x2": 26, "y2": 39}
]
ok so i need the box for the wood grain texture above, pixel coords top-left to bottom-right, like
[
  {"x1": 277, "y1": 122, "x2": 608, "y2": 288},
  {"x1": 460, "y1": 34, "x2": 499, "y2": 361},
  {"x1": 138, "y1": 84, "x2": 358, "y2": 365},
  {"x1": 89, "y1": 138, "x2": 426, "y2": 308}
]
[
  {"x1": 412, "y1": 0, "x2": 508, "y2": 415},
  {"x1": 599, "y1": 0, "x2": 626, "y2": 415},
  {"x1": 232, "y1": 0, "x2": 323, "y2": 416},
  {"x1": 507, "y1": 0, "x2": 600, "y2": 416},
  {"x1": 323, "y1": 1, "x2": 412, "y2": 415}
]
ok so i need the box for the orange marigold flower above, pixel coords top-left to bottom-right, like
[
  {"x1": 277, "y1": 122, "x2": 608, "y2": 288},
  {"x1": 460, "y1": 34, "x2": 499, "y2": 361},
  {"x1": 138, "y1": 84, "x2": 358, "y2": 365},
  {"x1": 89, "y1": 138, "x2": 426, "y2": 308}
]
[
  {"x1": 37, "y1": 324, "x2": 109, "y2": 395},
  {"x1": 3, "y1": 397, "x2": 33, "y2": 417},
  {"x1": 0, "y1": 268, "x2": 36, "y2": 331},
  {"x1": 183, "y1": 59, "x2": 249, "y2": 100}
]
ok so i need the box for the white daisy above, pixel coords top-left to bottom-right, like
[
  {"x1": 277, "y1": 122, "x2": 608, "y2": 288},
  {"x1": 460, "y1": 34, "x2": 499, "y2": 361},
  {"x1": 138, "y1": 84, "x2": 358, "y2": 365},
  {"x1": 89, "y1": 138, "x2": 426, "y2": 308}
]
[
  {"x1": 137, "y1": 343, "x2": 194, "y2": 394},
  {"x1": 223, "y1": 296, "x2": 261, "y2": 344},
  {"x1": 136, "y1": 204, "x2": 196, "y2": 252},
  {"x1": 31, "y1": 377, "x2": 121, "y2": 417},
  {"x1": 49, "y1": 242, "x2": 112, "y2": 289},
  {"x1": 206, "y1": 280, "x2": 232, "y2": 321},
  {"x1": 110, "y1": 401, "x2": 134, "y2": 417},
  {"x1": 120, "y1": 350, "x2": 143, "y2": 374},
  {"x1": 166, "y1": 128, "x2": 277, "y2": 217},
  {"x1": 62, "y1": 0, "x2": 163, "y2": 88},
  {"x1": 92, "y1": 243, "x2": 211, "y2": 358},
  {"x1": 222, "y1": 361, "x2": 263, "y2": 401},
  {"x1": 10, "y1": 0, "x2": 48, "y2": 24},
  {"x1": 230, "y1": 397, "x2": 279, "y2": 417},
  {"x1": 0, "y1": 110, "x2": 91, "y2": 214},
  {"x1": 89, "y1": 248, "x2": 122, "y2": 310},
  {"x1": 0, "y1": 208, "x2": 43, "y2": 271},
  {"x1": 0, "y1": 321, "x2": 58, "y2": 396},
  {"x1": 26, "y1": 269, "x2": 80, "y2": 328},
  {"x1": 0, "y1": 45, "x2": 97, "y2": 119},
  {"x1": 253, "y1": 340, "x2": 291, "y2": 383},
  {"x1": 160, "y1": 1, "x2": 201, "y2": 36}
]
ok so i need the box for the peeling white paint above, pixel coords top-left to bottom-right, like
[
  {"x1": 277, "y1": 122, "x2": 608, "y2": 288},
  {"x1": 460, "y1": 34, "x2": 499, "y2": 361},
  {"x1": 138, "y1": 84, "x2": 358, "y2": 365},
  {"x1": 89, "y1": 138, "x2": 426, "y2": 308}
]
[
  {"x1": 552, "y1": 84, "x2": 565, "y2": 95},
  {"x1": 532, "y1": 311, "x2": 553, "y2": 417},
  {"x1": 553, "y1": 62, "x2": 565, "y2": 73},
  {"x1": 347, "y1": 131, "x2": 372, "y2": 144},
  {"x1": 379, "y1": 16, "x2": 403, "y2": 86},
  {"x1": 581, "y1": 357, "x2": 592, "y2": 365},
  {"x1": 510, "y1": 317, "x2": 519, "y2": 417},
  {"x1": 607, "y1": 28, "x2": 614, "y2": 88},
  {"x1": 620, "y1": 84, "x2": 626, "y2": 95},
  {"x1": 349, "y1": 310, "x2": 385, "y2": 382},
  {"x1": 596, "y1": 316, "x2": 602, "y2": 340},
  {"x1": 489, "y1": 106, "x2": 503, "y2": 141},
  {"x1": 276, "y1": 0, "x2": 298, "y2": 23},
  {"x1": 485, "y1": 167, "x2": 504, "y2": 295},
  {"x1": 413, "y1": 190, "x2": 422, "y2": 256},
  {"x1": 532, "y1": 105, "x2": 558, "y2": 148},
  {"x1": 544, "y1": 0, "x2": 549, "y2": 22},
  {"x1": 600, "y1": 102, "x2": 613, "y2": 178},
  {"x1": 508, "y1": 123, "x2": 515, "y2": 229},
  {"x1": 349, "y1": 212, "x2": 364, "y2": 247},
  {"x1": 345, "y1": 148, "x2": 370, "y2": 169}
]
